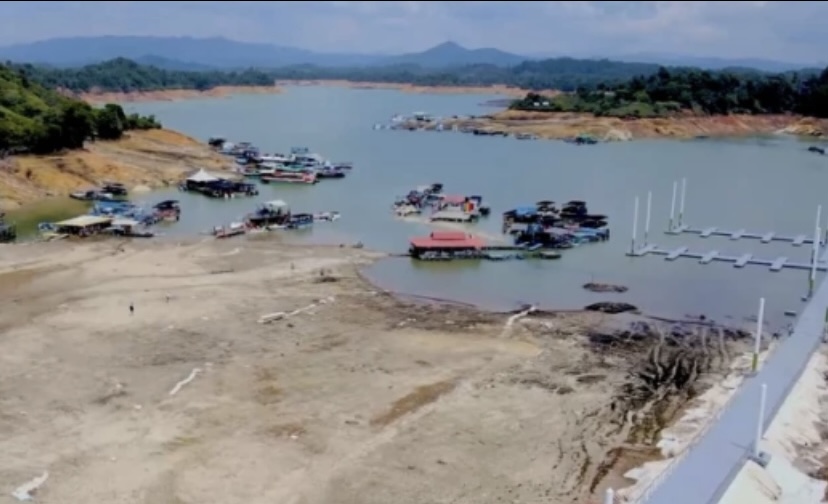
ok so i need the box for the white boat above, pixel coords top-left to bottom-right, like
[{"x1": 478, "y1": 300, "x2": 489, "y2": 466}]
[
  {"x1": 213, "y1": 222, "x2": 247, "y2": 239},
  {"x1": 395, "y1": 204, "x2": 421, "y2": 217}
]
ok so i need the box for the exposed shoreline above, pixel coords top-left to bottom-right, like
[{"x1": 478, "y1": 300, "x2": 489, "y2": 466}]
[
  {"x1": 76, "y1": 84, "x2": 283, "y2": 104},
  {"x1": 0, "y1": 128, "x2": 234, "y2": 211},
  {"x1": 0, "y1": 237, "x2": 762, "y2": 503},
  {"x1": 414, "y1": 110, "x2": 828, "y2": 141},
  {"x1": 275, "y1": 79, "x2": 555, "y2": 97}
]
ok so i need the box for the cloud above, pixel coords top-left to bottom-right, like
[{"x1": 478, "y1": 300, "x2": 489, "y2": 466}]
[{"x1": 0, "y1": 1, "x2": 823, "y2": 63}]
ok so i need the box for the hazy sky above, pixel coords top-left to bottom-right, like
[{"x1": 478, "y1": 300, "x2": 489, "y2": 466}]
[{"x1": 0, "y1": 1, "x2": 824, "y2": 62}]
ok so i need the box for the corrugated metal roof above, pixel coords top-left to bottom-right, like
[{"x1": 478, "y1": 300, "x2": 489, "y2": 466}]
[
  {"x1": 410, "y1": 232, "x2": 485, "y2": 249},
  {"x1": 441, "y1": 194, "x2": 467, "y2": 204},
  {"x1": 55, "y1": 215, "x2": 113, "y2": 228}
]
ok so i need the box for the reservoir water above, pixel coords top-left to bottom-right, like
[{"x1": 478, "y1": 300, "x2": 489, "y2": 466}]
[{"x1": 116, "y1": 86, "x2": 828, "y2": 327}]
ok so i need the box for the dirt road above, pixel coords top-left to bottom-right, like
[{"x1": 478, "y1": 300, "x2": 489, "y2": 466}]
[{"x1": 0, "y1": 239, "x2": 756, "y2": 503}]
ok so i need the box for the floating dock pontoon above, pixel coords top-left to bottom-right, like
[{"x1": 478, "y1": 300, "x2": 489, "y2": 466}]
[
  {"x1": 629, "y1": 244, "x2": 826, "y2": 272},
  {"x1": 626, "y1": 180, "x2": 828, "y2": 276},
  {"x1": 664, "y1": 177, "x2": 826, "y2": 246}
]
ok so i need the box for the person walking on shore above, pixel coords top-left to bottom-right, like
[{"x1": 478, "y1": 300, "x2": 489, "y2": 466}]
[{"x1": 129, "y1": 302, "x2": 134, "y2": 315}]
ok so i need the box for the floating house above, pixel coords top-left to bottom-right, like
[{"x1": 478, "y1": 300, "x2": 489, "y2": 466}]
[
  {"x1": 409, "y1": 231, "x2": 485, "y2": 259},
  {"x1": 181, "y1": 169, "x2": 258, "y2": 198},
  {"x1": 0, "y1": 214, "x2": 16, "y2": 243},
  {"x1": 53, "y1": 215, "x2": 114, "y2": 237}
]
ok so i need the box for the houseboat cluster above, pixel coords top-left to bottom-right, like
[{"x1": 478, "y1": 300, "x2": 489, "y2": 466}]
[
  {"x1": 209, "y1": 138, "x2": 354, "y2": 185},
  {"x1": 37, "y1": 196, "x2": 182, "y2": 240},
  {"x1": 406, "y1": 199, "x2": 610, "y2": 261},
  {"x1": 211, "y1": 199, "x2": 340, "y2": 239},
  {"x1": 393, "y1": 183, "x2": 491, "y2": 223},
  {"x1": 179, "y1": 169, "x2": 259, "y2": 198},
  {"x1": 374, "y1": 113, "x2": 604, "y2": 144}
]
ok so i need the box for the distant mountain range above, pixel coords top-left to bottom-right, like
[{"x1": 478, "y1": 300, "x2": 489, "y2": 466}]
[{"x1": 0, "y1": 35, "x2": 820, "y2": 73}]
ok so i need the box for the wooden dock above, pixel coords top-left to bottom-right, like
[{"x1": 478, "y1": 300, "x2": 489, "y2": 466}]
[
  {"x1": 628, "y1": 244, "x2": 827, "y2": 272},
  {"x1": 430, "y1": 210, "x2": 478, "y2": 223},
  {"x1": 666, "y1": 224, "x2": 823, "y2": 247}
]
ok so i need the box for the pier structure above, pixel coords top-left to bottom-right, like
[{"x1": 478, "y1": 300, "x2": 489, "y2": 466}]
[
  {"x1": 665, "y1": 177, "x2": 827, "y2": 247},
  {"x1": 625, "y1": 183, "x2": 827, "y2": 274}
]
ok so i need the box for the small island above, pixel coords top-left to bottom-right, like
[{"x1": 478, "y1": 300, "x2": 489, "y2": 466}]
[{"x1": 433, "y1": 67, "x2": 828, "y2": 140}]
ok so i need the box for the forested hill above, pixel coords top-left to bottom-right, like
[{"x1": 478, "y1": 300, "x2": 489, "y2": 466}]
[
  {"x1": 12, "y1": 56, "x2": 670, "y2": 93},
  {"x1": 10, "y1": 57, "x2": 275, "y2": 93},
  {"x1": 0, "y1": 63, "x2": 160, "y2": 154},
  {"x1": 510, "y1": 67, "x2": 828, "y2": 119}
]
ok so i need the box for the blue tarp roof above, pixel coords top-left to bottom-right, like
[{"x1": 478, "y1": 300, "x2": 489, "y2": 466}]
[{"x1": 514, "y1": 206, "x2": 537, "y2": 216}]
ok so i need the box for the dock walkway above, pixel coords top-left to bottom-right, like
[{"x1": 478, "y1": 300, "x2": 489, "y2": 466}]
[
  {"x1": 628, "y1": 244, "x2": 825, "y2": 272},
  {"x1": 668, "y1": 224, "x2": 822, "y2": 246},
  {"x1": 640, "y1": 245, "x2": 828, "y2": 503}
]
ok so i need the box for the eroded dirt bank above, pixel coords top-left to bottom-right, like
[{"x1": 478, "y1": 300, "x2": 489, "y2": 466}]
[
  {"x1": 0, "y1": 238, "x2": 759, "y2": 503},
  {"x1": 275, "y1": 79, "x2": 560, "y2": 97},
  {"x1": 429, "y1": 110, "x2": 828, "y2": 140},
  {"x1": 0, "y1": 129, "x2": 231, "y2": 211},
  {"x1": 76, "y1": 84, "x2": 283, "y2": 104}
]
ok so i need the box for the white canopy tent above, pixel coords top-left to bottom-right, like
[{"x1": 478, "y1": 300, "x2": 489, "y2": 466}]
[{"x1": 186, "y1": 169, "x2": 220, "y2": 183}]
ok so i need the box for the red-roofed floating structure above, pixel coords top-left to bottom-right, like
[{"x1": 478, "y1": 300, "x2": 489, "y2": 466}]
[{"x1": 409, "y1": 231, "x2": 486, "y2": 259}]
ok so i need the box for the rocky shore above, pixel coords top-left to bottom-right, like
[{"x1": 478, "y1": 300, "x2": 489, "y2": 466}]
[
  {"x1": 0, "y1": 129, "x2": 234, "y2": 211},
  {"x1": 391, "y1": 109, "x2": 828, "y2": 141}
]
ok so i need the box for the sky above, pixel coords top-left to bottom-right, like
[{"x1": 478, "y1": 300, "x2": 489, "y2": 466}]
[{"x1": 0, "y1": 1, "x2": 825, "y2": 63}]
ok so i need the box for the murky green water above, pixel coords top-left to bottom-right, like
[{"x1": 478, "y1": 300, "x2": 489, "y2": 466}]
[{"x1": 16, "y1": 86, "x2": 828, "y2": 328}]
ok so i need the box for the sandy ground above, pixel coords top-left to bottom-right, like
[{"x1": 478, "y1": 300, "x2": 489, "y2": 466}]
[
  {"x1": 717, "y1": 344, "x2": 828, "y2": 504},
  {"x1": 0, "y1": 238, "x2": 763, "y2": 504},
  {"x1": 76, "y1": 85, "x2": 283, "y2": 104},
  {"x1": 0, "y1": 129, "x2": 234, "y2": 211},
  {"x1": 405, "y1": 110, "x2": 828, "y2": 141}
]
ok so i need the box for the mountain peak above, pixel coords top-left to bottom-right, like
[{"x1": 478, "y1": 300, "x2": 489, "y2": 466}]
[{"x1": 431, "y1": 41, "x2": 465, "y2": 52}]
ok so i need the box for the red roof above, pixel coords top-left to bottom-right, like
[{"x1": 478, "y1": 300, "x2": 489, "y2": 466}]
[
  {"x1": 409, "y1": 231, "x2": 485, "y2": 249},
  {"x1": 441, "y1": 194, "x2": 467, "y2": 205}
]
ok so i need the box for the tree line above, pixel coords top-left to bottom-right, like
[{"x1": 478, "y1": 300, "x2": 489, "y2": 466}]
[
  {"x1": 0, "y1": 63, "x2": 161, "y2": 155},
  {"x1": 10, "y1": 57, "x2": 274, "y2": 93},
  {"x1": 511, "y1": 67, "x2": 828, "y2": 118},
  {"x1": 12, "y1": 56, "x2": 693, "y2": 93}
]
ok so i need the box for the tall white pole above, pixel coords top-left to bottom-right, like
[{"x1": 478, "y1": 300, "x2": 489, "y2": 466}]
[
  {"x1": 754, "y1": 383, "x2": 767, "y2": 458},
  {"x1": 751, "y1": 297, "x2": 765, "y2": 373},
  {"x1": 810, "y1": 225, "x2": 821, "y2": 297},
  {"x1": 679, "y1": 178, "x2": 687, "y2": 227},
  {"x1": 669, "y1": 181, "x2": 677, "y2": 232},
  {"x1": 814, "y1": 205, "x2": 822, "y2": 257},
  {"x1": 644, "y1": 191, "x2": 652, "y2": 246},
  {"x1": 604, "y1": 488, "x2": 615, "y2": 504},
  {"x1": 631, "y1": 196, "x2": 639, "y2": 255}
]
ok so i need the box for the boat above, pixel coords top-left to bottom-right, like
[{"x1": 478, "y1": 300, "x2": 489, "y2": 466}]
[
  {"x1": 537, "y1": 251, "x2": 562, "y2": 260},
  {"x1": 314, "y1": 211, "x2": 340, "y2": 222},
  {"x1": 101, "y1": 182, "x2": 128, "y2": 197},
  {"x1": 395, "y1": 204, "x2": 421, "y2": 217},
  {"x1": 0, "y1": 213, "x2": 16, "y2": 243},
  {"x1": 316, "y1": 166, "x2": 347, "y2": 179},
  {"x1": 213, "y1": 222, "x2": 247, "y2": 239},
  {"x1": 468, "y1": 195, "x2": 491, "y2": 217},
  {"x1": 70, "y1": 189, "x2": 114, "y2": 201},
  {"x1": 153, "y1": 200, "x2": 181, "y2": 221},
  {"x1": 260, "y1": 170, "x2": 318, "y2": 185},
  {"x1": 106, "y1": 217, "x2": 155, "y2": 238},
  {"x1": 286, "y1": 213, "x2": 314, "y2": 230},
  {"x1": 247, "y1": 200, "x2": 291, "y2": 228}
]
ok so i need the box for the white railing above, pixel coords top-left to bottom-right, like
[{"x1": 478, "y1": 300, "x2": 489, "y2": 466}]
[{"x1": 621, "y1": 342, "x2": 784, "y2": 504}]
